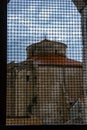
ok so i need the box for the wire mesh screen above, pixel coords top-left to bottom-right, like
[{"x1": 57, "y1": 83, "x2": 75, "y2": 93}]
[{"x1": 7, "y1": 0, "x2": 85, "y2": 125}]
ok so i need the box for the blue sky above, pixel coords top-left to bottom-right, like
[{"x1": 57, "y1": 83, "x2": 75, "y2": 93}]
[{"x1": 7, "y1": 0, "x2": 82, "y2": 63}]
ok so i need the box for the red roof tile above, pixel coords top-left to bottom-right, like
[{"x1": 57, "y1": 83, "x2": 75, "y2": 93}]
[{"x1": 29, "y1": 56, "x2": 82, "y2": 67}]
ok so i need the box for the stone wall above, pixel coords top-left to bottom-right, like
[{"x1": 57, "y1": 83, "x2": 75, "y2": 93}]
[
  {"x1": 6, "y1": 65, "x2": 15, "y2": 117},
  {"x1": 15, "y1": 69, "x2": 33, "y2": 117},
  {"x1": 26, "y1": 40, "x2": 67, "y2": 58},
  {"x1": 6, "y1": 62, "x2": 83, "y2": 124},
  {"x1": 35, "y1": 65, "x2": 83, "y2": 124}
]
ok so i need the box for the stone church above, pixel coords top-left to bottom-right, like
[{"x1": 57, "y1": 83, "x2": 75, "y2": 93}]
[{"x1": 6, "y1": 39, "x2": 83, "y2": 124}]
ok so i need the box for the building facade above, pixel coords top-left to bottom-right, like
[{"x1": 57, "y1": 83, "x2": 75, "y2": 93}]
[{"x1": 6, "y1": 39, "x2": 83, "y2": 124}]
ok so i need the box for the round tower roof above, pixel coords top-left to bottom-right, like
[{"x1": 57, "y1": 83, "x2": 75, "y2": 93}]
[{"x1": 26, "y1": 39, "x2": 67, "y2": 59}]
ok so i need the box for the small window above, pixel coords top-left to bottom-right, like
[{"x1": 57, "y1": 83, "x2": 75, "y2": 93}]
[
  {"x1": 26, "y1": 75, "x2": 30, "y2": 82},
  {"x1": 60, "y1": 110, "x2": 62, "y2": 115},
  {"x1": 32, "y1": 96, "x2": 37, "y2": 105},
  {"x1": 26, "y1": 105, "x2": 32, "y2": 114},
  {"x1": 34, "y1": 76, "x2": 37, "y2": 80},
  {"x1": 55, "y1": 50, "x2": 57, "y2": 54},
  {"x1": 32, "y1": 48, "x2": 36, "y2": 56},
  {"x1": 69, "y1": 102, "x2": 73, "y2": 106},
  {"x1": 32, "y1": 50, "x2": 34, "y2": 56}
]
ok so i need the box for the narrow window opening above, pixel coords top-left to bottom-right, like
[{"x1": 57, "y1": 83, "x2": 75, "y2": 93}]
[
  {"x1": 34, "y1": 75, "x2": 37, "y2": 80},
  {"x1": 32, "y1": 96, "x2": 37, "y2": 105},
  {"x1": 32, "y1": 50, "x2": 34, "y2": 56},
  {"x1": 26, "y1": 75, "x2": 30, "y2": 82},
  {"x1": 55, "y1": 50, "x2": 57, "y2": 54}
]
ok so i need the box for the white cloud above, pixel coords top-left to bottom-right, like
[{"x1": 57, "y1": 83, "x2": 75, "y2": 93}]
[
  {"x1": 7, "y1": 14, "x2": 31, "y2": 25},
  {"x1": 7, "y1": 14, "x2": 24, "y2": 22},
  {"x1": 39, "y1": 7, "x2": 58, "y2": 20},
  {"x1": 39, "y1": 12, "x2": 50, "y2": 20},
  {"x1": 26, "y1": 6, "x2": 36, "y2": 12},
  {"x1": 8, "y1": 14, "x2": 22, "y2": 20},
  {"x1": 18, "y1": 20, "x2": 30, "y2": 24}
]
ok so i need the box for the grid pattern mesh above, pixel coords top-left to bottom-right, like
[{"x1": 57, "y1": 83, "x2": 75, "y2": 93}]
[{"x1": 6, "y1": 0, "x2": 85, "y2": 125}]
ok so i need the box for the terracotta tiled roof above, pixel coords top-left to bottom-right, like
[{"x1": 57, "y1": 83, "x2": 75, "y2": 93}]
[{"x1": 29, "y1": 56, "x2": 82, "y2": 67}]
